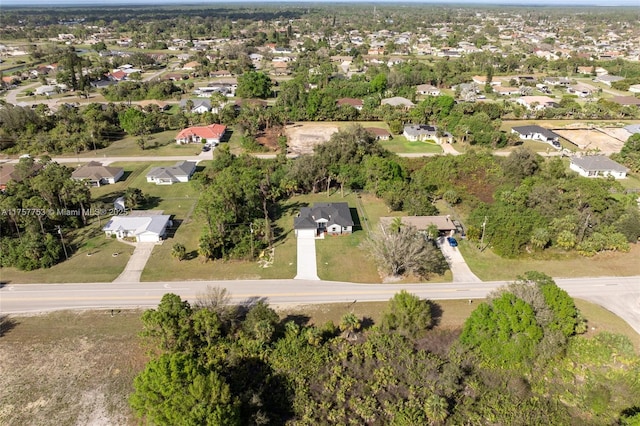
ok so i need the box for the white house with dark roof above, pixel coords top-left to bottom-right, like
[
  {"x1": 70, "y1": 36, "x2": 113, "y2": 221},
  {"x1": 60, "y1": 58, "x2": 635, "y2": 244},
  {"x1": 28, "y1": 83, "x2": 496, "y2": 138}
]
[
  {"x1": 403, "y1": 124, "x2": 453, "y2": 144},
  {"x1": 570, "y1": 155, "x2": 628, "y2": 179},
  {"x1": 71, "y1": 161, "x2": 124, "y2": 187},
  {"x1": 103, "y1": 213, "x2": 172, "y2": 242},
  {"x1": 294, "y1": 202, "x2": 354, "y2": 238},
  {"x1": 146, "y1": 161, "x2": 197, "y2": 185},
  {"x1": 511, "y1": 125, "x2": 561, "y2": 148}
]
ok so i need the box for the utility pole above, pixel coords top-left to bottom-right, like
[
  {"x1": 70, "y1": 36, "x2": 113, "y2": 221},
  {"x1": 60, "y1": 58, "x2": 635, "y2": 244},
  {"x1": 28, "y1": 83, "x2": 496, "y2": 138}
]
[
  {"x1": 249, "y1": 222, "x2": 254, "y2": 259},
  {"x1": 480, "y1": 216, "x2": 487, "y2": 251},
  {"x1": 57, "y1": 225, "x2": 69, "y2": 260}
]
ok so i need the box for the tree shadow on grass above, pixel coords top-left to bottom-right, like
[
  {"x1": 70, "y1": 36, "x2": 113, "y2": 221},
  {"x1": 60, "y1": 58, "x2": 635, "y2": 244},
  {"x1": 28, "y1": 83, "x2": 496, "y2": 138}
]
[
  {"x1": 282, "y1": 314, "x2": 311, "y2": 327},
  {"x1": 350, "y1": 207, "x2": 362, "y2": 232},
  {"x1": 0, "y1": 315, "x2": 18, "y2": 338},
  {"x1": 273, "y1": 201, "x2": 306, "y2": 221},
  {"x1": 427, "y1": 300, "x2": 443, "y2": 328}
]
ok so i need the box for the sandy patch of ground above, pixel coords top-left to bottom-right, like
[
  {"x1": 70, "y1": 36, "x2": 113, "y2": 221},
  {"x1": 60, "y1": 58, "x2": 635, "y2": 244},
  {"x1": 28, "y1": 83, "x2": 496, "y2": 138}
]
[
  {"x1": 554, "y1": 128, "x2": 625, "y2": 154},
  {"x1": 284, "y1": 123, "x2": 340, "y2": 155}
]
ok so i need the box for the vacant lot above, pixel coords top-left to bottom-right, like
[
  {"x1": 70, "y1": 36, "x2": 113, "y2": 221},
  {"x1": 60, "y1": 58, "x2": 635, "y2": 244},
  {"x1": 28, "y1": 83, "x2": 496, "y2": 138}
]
[
  {"x1": 554, "y1": 128, "x2": 626, "y2": 154},
  {"x1": 285, "y1": 122, "x2": 340, "y2": 155},
  {"x1": 1, "y1": 299, "x2": 637, "y2": 425},
  {"x1": 459, "y1": 239, "x2": 640, "y2": 281}
]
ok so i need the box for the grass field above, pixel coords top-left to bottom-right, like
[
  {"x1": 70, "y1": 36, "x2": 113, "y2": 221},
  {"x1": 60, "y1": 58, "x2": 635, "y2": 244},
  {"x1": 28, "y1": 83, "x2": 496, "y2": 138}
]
[
  {"x1": 71, "y1": 130, "x2": 201, "y2": 158},
  {"x1": 459, "y1": 239, "x2": 640, "y2": 281},
  {"x1": 1, "y1": 297, "x2": 638, "y2": 425},
  {"x1": 380, "y1": 135, "x2": 444, "y2": 154}
]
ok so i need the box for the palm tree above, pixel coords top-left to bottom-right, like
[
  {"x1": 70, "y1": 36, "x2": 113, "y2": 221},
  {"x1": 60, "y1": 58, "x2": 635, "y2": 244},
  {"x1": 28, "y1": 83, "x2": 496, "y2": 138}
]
[
  {"x1": 389, "y1": 216, "x2": 404, "y2": 233},
  {"x1": 339, "y1": 312, "x2": 361, "y2": 341},
  {"x1": 171, "y1": 243, "x2": 186, "y2": 261},
  {"x1": 424, "y1": 394, "x2": 448, "y2": 425}
]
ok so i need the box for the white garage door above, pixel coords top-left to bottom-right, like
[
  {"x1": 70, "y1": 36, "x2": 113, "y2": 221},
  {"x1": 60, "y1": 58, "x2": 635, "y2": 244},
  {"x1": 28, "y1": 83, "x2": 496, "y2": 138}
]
[{"x1": 137, "y1": 233, "x2": 160, "y2": 243}]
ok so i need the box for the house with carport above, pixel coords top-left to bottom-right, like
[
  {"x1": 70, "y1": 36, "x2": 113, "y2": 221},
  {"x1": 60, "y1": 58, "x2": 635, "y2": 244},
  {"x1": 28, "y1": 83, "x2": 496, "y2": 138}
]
[{"x1": 379, "y1": 216, "x2": 458, "y2": 237}]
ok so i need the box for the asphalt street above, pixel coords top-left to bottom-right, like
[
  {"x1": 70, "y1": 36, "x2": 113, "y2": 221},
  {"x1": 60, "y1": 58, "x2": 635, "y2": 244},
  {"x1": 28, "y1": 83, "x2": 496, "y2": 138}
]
[{"x1": 1, "y1": 276, "x2": 639, "y2": 335}]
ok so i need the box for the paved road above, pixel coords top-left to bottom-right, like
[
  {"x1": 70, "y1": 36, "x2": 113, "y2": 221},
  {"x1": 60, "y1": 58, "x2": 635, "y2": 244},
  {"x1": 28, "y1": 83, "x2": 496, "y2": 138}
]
[
  {"x1": 1, "y1": 151, "x2": 213, "y2": 166},
  {"x1": 1, "y1": 276, "x2": 639, "y2": 334}
]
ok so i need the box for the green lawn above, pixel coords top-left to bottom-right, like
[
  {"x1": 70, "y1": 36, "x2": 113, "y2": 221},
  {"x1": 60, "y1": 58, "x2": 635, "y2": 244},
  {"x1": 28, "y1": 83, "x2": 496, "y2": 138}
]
[
  {"x1": 459, "y1": 239, "x2": 640, "y2": 281},
  {"x1": 69, "y1": 130, "x2": 201, "y2": 158},
  {"x1": 381, "y1": 135, "x2": 444, "y2": 154},
  {"x1": 0, "y1": 222, "x2": 134, "y2": 284}
]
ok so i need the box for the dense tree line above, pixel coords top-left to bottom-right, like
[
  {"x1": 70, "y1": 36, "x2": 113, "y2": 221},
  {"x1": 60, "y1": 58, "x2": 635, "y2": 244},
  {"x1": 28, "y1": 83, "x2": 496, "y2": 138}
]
[
  {"x1": 0, "y1": 158, "x2": 89, "y2": 270},
  {"x1": 410, "y1": 148, "x2": 640, "y2": 257},
  {"x1": 130, "y1": 276, "x2": 640, "y2": 425}
]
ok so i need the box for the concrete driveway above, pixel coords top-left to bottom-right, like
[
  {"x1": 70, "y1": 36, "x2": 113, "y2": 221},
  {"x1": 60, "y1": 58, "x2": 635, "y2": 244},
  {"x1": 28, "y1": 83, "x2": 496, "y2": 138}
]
[
  {"x1": 438, "y1": 236, "x2": 481, "y2": 283},
  {"x1": 294, "y1": 236, "x2": 320, "y2": 280},
  {"x1": 112, "y1": 242, "x2": 157, "y2": 283}
]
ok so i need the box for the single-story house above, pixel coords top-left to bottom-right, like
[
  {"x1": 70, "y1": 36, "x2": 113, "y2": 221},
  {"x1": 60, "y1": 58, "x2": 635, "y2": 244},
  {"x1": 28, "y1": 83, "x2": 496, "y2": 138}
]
[
  {"x1": 472, "y1": 75, "x2": 501, "y2": 86},
  {"x1": 593, "y1": 75, "x2": 625, "y2": 86},
  {"x1": 179, "y1": 99, "x2": 211, "y2": 114},
  {"x1": 511, "y1": 125, "x2": 561, "y2": 148},
  {"x1": 71, "y1": 161, "x2": 124, "y2": 187},
  {"x1": 103, "y1": 213, "x2": 172, "y2": 242},
  {"x1": 294, "y1": 202, "x2": 354, "y2": 238},
  {"x1": 403, "y1": 124, "x2": 453, "y2": 144},
  {"x1": 381, "y1": 96, "x2": 415, "y2": 108},
  {"x1": 182, "y1": 61, "x2": 201, "y2": 70},
  {"x1": 0, "y1": 161, "x2": 43, "y2": 191},
  {"x1": 569, "y1": 155, "x2": 628, "y2": 179},
  {"x1": 543, "y1": 77, "x2": 571, "y2": 86},
  {"x1": 567, "y1": 84, "x2": 594, "y2": 97},
  {"x1": 379, "y1": 216, "x2": 457, "y2": 235},
  {"x1": 493, "y1": 86, "x2": 521, "y2": 96},
  {"x1": 336, "y1": 98, "x2": 363, "y2": 110},
  {"x1": 610, "y1": 96, "x2": 640, "y2": 107},
  {"x1": 516, "y1": 96, "x2": 559, "y2": 110},
  {"x1": 364, "y1": 127, "x2": 392, "y2": 141},
  {"x1": 175, "y1": 124, "x2": 226, "y2": 145},
  {"x1": 416, "y1": 84, "x2": 441, "y2": 96},
  {"x1": 146, "y1": 161, "x2": 197, "y2": 185}
]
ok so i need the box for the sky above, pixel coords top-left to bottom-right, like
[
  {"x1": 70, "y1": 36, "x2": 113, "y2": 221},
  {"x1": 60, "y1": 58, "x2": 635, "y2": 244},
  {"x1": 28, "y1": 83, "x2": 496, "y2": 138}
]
[{"x1": 2, "y1": 0, "x2": 639, "y2": 6}]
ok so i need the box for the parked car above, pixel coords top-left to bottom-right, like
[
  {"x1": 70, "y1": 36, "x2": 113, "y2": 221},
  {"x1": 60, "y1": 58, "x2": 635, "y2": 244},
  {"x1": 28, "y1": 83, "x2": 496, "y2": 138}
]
[{"x1": 447, "y1": 236, "x2": 458, "y2": 247}]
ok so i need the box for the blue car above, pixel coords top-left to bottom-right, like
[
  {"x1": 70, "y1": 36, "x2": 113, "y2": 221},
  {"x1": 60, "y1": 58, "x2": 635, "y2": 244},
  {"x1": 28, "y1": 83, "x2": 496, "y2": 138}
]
[{"x1": 447, "y1": 237, "x2": 458, "y2": 247}]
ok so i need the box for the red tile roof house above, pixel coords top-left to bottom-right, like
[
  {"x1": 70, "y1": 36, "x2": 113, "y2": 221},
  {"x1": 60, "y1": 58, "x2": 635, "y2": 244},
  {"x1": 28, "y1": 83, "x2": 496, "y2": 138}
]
[
  {"x1": 336, "y1": 98, "x2": 364, "y2": 110},
  {"x1": 175, "y1": 124, "x2": 227, "y2": 146}
]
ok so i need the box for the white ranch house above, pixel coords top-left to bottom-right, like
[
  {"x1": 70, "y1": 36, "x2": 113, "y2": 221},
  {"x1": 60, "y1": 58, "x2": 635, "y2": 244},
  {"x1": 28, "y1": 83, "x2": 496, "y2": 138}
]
[{"x1": 570, "y1": 155, "x2": 628, "y2": 179}]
